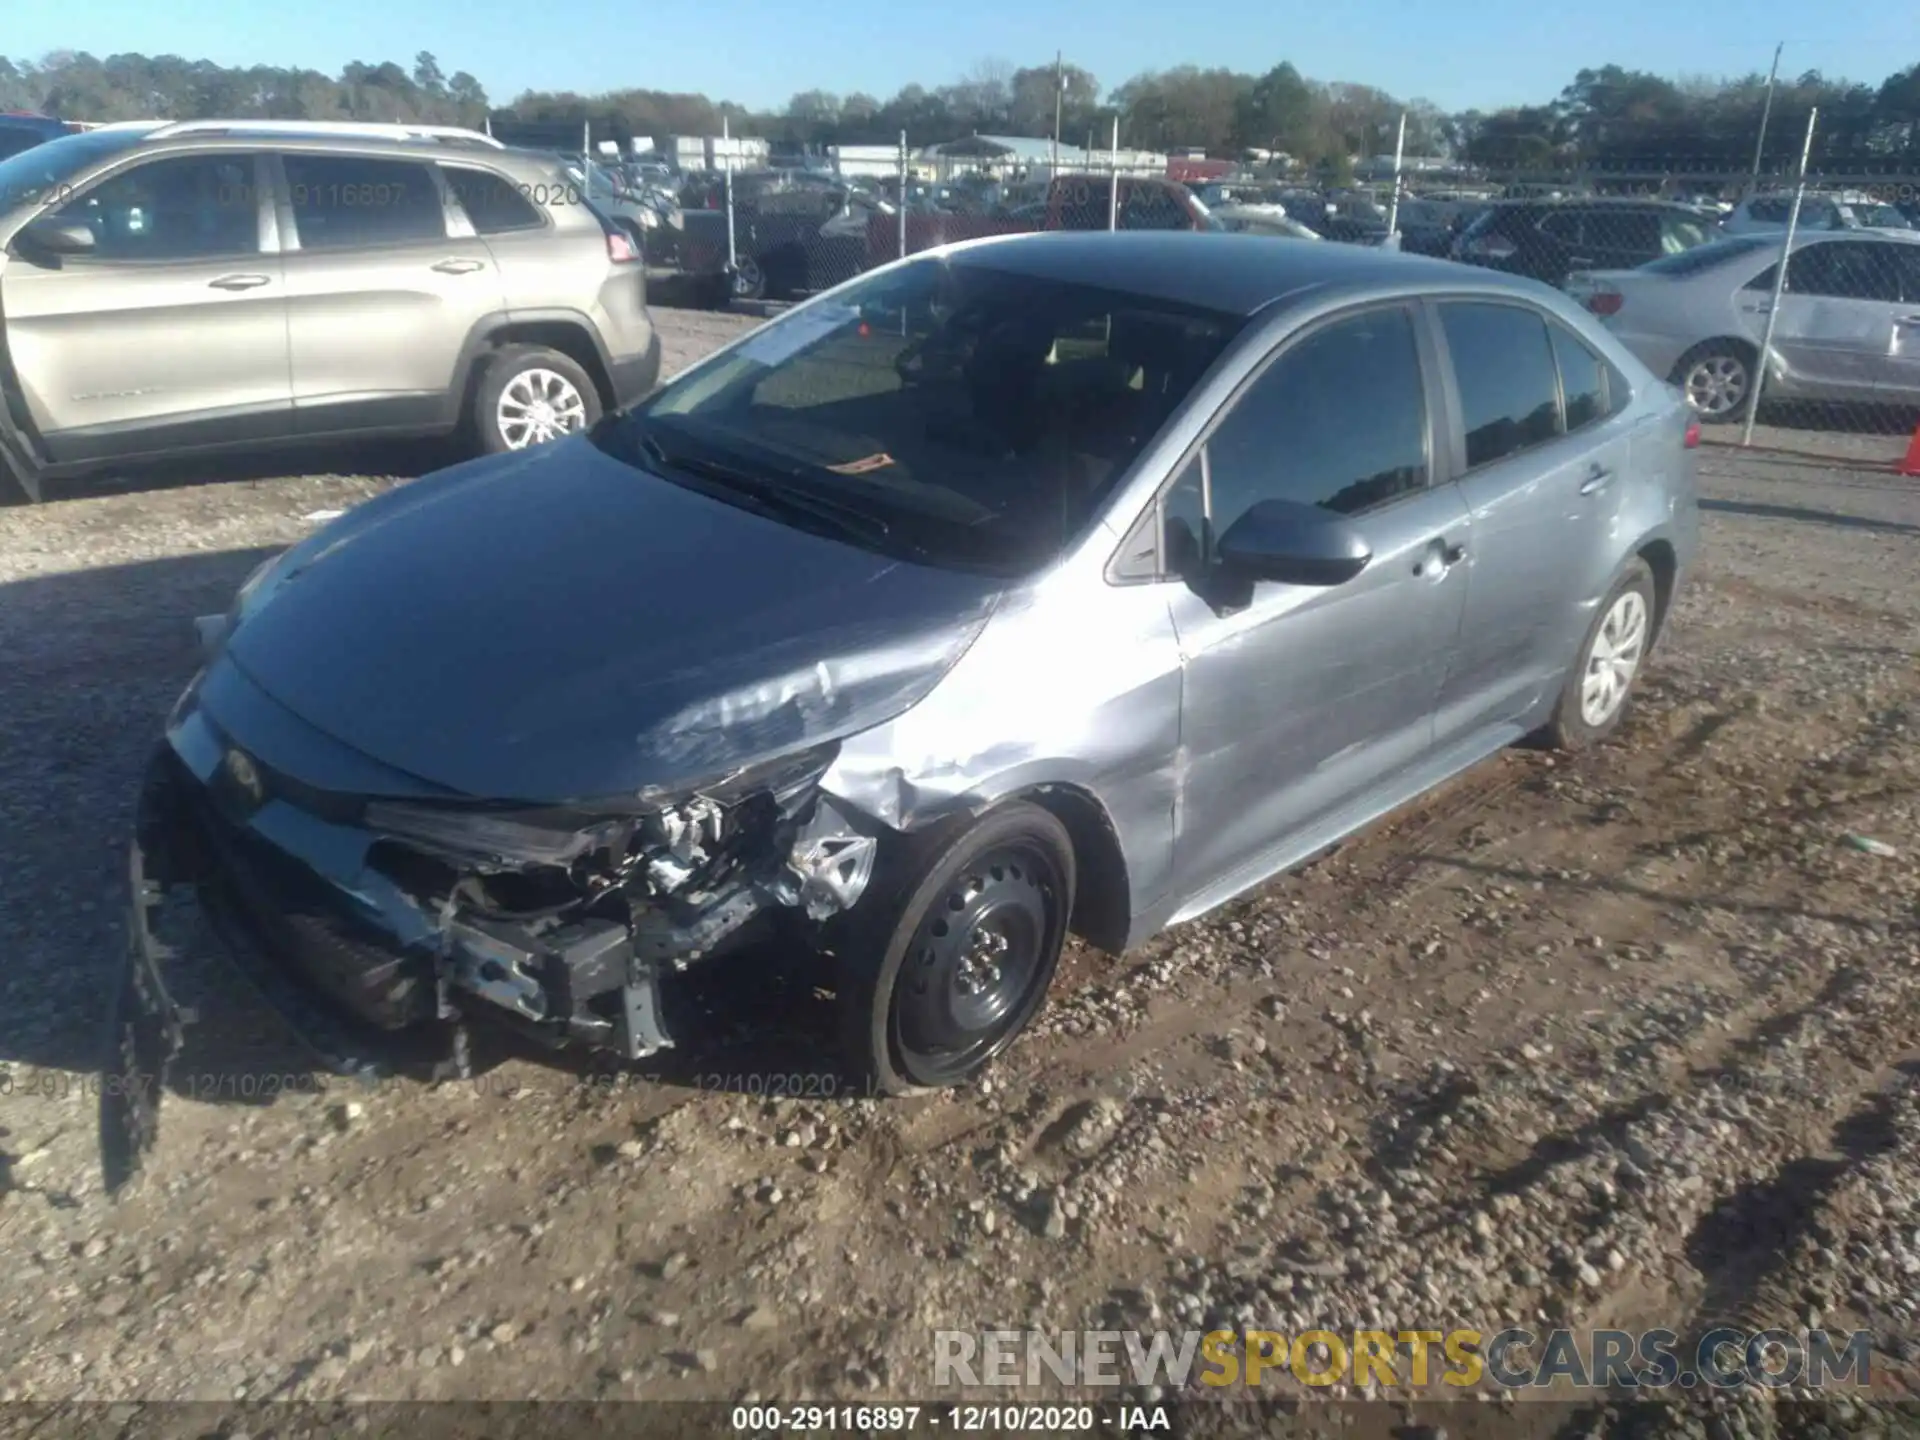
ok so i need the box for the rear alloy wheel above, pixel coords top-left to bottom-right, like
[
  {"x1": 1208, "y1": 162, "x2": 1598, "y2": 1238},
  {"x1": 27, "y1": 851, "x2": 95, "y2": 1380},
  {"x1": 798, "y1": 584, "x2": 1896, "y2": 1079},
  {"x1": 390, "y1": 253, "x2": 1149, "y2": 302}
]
[
  {"x1": 473, "y1": 345, "x2": 603, "y2": 455},
  {"x1": 1674, "y1": 345, "x2": 1752, "y2": 423},
  {"x1": 1542, "y1": 558, "x2": 1657, "y2": 751},
  {"x1": 836, "y1": 803, "x2": 1074, "y2": 1095}
]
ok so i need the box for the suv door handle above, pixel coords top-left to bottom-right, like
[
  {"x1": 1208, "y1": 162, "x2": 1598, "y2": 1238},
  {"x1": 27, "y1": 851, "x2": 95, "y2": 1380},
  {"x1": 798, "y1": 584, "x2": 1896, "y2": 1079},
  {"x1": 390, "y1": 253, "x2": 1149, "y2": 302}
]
[
  {"x1": 432, "y1": 258, "x2": 487, "y2": 274},
  {"x1": 1579, "y1": 465, "x2": 1614, "y2": 495},
  {"x1": 208, "y1": 273, "x2": 271, "y2": 290}
]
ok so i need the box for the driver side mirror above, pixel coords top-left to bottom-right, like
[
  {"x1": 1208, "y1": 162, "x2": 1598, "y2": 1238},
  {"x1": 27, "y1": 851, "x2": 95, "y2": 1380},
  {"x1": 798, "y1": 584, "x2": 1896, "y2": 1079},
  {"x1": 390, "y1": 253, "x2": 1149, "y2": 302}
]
[
  {"x1": 1215, "y1": 498, "x2": 1372, "y2": 588},
  {"x1": 17, "y1": 218, "x2": 95, "y2": 257}
]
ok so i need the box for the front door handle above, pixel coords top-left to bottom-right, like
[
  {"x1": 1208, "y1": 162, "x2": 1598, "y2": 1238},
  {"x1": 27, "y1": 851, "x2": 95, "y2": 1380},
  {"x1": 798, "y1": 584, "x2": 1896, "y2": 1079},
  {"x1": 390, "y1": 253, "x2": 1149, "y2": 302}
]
[
  {"x1": 432, "y1": 258, "x2": 487, "y2": 275},
  {"x1": 1412, "y1": 538, "x2": 1467, "y2": 579},
  {"x1": 208, "y1": 273, "x2": 271, "y2": 290},
  {"x1": 1579, "y1": 465, "x2": 1614, "y2": 496}
]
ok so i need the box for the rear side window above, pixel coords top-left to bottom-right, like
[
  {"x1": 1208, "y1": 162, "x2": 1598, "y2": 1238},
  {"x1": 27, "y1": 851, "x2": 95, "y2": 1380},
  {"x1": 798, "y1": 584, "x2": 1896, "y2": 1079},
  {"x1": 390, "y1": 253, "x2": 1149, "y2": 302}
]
[
  {"x1": 443, "y1": 165, "x2": 544, "y2": 234},
  {"x1": 1438, "y1": 302, "x2": 1560, "y2": 468},
  {"x1": 284, "y1": 154, "x2": 444, "y2": 250},
  {"x1": 1549, "y1": 322, "x2": 1607, "y2": 433},
  {"x1": 1784, "y1": 241, "x2": 1901, "y2": 301}
]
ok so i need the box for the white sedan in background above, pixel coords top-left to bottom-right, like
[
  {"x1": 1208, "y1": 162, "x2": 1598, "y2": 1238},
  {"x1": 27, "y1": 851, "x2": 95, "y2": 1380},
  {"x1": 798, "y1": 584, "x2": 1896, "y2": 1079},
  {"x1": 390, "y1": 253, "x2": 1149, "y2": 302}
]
[{"x1": 1563, "y1": 230, "x2": 1920, "y2": 421}]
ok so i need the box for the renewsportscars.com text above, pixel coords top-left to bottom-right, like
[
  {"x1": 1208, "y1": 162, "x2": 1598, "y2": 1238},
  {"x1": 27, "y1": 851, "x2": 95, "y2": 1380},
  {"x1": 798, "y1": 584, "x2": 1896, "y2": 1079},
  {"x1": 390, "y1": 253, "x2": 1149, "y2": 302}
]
[{"x1": 934, "y1": 1327, "x2": 1873, "y2": 1390}]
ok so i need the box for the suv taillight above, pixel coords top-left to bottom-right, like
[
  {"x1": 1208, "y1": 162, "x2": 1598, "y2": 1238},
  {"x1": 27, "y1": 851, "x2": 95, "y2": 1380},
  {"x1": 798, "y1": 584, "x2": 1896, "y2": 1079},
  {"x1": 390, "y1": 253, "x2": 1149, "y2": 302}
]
[
  {"x1": 606, "y1": 228, "x2": 640, "y2": 264},
  {"x1": 1684, "y1": 419, "x2": 1701, "y2": 448},
  {"x1": 1585, "y1": 291, "x2": 1624, "y2": 316}
]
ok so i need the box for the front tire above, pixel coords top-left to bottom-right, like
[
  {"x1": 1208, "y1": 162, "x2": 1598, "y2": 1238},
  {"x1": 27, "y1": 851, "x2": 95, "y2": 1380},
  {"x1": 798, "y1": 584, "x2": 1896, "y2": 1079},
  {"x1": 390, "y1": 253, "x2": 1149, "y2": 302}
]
[
  {"x1": 835, "y1": 803, "x2": 1075, "y2": 1096},
  {"x1": 472, "y1": 345, "x2": 602, "y2": 455},
  {"x1": 1542, "y1": 558, "x2": 1657, "y2": 752}
]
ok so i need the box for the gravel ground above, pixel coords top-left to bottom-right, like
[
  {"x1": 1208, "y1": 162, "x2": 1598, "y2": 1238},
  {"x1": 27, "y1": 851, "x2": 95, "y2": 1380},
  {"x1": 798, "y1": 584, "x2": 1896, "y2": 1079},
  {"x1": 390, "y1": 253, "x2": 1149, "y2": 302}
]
[{"x1": 1, "y1": 307, "x2": 1918, "y2": 1432}]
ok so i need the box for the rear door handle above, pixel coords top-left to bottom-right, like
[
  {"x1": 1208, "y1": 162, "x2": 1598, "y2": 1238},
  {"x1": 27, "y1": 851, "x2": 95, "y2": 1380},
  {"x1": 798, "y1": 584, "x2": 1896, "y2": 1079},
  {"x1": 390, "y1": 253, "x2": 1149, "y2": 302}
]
[
  {"x1": 432, "y1": 258, "x2": 487, "y2": 275},
  {"x1": 1579, "y1": 465, "x2": 1614, "y2": 495},
  {"x1": 208, "y1": 273, "x2": 271, "y2": 291}
]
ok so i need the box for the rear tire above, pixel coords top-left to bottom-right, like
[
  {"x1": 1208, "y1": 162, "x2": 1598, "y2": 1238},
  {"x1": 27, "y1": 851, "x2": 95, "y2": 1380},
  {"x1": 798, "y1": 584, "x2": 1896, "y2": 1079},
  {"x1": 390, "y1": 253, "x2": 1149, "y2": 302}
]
[
  {"x1": 1671, "y1": 341, "x2": 1754, "y2": 424},
  {"x1": 834, "y1": 802, "x2": 1075, "y2": 1097},
  {"x1": 1541, "y1": 558, "x2": 1657, "y2": 752},
  {"x1": 471, "y1": 345, "x2": 602, "y2": 456}
]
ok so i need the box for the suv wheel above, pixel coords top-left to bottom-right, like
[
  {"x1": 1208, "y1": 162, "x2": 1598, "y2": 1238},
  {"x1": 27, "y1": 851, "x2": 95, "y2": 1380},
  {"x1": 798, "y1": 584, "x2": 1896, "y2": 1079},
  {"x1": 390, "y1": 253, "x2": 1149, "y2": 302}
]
[
  {"x1": 474, "y1": 346, "x2": 602, "y2": 454},
  {"x1": 834, "y1": 802, "x2": 1075, "y2": 1096},
  {"x1": 730, "y1": 257, "x2": 767, "y2": 302},
  {"x1": 1542, "y1": 558, "x2": 1657, "y2": 751}
]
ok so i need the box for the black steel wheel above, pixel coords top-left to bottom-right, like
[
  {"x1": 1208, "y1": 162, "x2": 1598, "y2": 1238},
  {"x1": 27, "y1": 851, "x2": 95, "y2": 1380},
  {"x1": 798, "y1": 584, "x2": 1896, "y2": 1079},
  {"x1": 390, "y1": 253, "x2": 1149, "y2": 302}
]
[{"x1": 836, "y1": 802, "x2": 1075, "y2": 1095}]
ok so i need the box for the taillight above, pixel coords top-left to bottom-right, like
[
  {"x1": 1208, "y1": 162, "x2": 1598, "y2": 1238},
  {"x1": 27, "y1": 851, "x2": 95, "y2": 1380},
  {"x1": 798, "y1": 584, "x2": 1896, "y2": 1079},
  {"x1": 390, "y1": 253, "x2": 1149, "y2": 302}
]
[
  {"x1": 1585, "y1": 291, "x2": 1624, "y2": 316},
  {"x1": 1684, "y1": 419, "x2": 1701, "y2": 448},
  {"x1": 606, "y1": 228, "x2": 639, "y2": 264}
]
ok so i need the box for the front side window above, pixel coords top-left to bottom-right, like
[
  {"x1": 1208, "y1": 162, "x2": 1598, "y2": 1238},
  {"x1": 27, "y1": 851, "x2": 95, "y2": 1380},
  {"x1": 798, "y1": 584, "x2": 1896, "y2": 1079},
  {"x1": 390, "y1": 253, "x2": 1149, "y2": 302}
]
[
  {"x1": 283, "y1": 154, "x2": 443, "y2": 250},
  {"x1": 610, "y1": 258, "x2": 1247, "y2": 574},
  {"x1": 1159, "y1": 307, "x2": 1428, "y2": 570},
  {"x1": 1438, "y1": 301, "x2": 1561, "y2": 468},
  {"x1": 53, "y1": 154, "x2": 259, "y2": 260}
]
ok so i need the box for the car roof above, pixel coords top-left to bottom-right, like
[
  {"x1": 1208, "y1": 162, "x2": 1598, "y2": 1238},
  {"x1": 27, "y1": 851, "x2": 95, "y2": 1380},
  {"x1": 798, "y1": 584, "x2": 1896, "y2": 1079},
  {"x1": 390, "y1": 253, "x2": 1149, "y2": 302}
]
[{"x1": 941, "y1": 230, "x2": 1544, "y2": 317}]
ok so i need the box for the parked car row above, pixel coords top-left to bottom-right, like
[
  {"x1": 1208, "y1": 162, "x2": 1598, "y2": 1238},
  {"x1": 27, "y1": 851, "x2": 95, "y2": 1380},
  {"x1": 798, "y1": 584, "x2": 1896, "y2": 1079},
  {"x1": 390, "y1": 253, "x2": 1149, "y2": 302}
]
[{"x1": 1564, "y1": 229, "x2": 1920, "y2": 420}]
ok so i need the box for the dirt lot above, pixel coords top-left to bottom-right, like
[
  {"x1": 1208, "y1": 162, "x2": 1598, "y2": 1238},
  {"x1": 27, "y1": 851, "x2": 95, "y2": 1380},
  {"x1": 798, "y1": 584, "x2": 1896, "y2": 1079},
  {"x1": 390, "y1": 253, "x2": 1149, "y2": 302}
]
[{"x1": 1, "y1": 307, "x2": 1917, "y2": 1428}]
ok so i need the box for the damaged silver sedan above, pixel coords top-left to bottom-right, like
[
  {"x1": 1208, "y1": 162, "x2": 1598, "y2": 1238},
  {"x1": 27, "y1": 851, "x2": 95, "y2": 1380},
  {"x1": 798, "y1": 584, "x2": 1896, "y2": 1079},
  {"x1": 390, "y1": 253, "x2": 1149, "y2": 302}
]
[{"x1": 109, "y1": 231, "x2": 1698, "y2": 1177}]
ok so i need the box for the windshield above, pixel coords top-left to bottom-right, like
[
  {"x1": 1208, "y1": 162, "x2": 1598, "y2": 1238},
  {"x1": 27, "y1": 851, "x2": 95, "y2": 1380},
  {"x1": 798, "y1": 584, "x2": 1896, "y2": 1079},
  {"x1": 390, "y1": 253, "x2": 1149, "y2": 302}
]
[
  {"x1": 0, "y1": 128, "x2": 145, "y2": 213},
  {"x1": 1640, "y1": 234, "x2": 1776, "y2": 275},
  {"x1": 602, "y1": 258, "x2": 1246, "y2": 575}
]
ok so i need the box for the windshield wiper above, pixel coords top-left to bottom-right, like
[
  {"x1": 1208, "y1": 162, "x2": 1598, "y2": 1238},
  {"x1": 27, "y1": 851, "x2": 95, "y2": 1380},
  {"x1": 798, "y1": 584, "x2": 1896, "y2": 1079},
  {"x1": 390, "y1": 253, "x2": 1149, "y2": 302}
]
[{"x1": 638, "y1": 433, "x2": 898, "y2": 547}]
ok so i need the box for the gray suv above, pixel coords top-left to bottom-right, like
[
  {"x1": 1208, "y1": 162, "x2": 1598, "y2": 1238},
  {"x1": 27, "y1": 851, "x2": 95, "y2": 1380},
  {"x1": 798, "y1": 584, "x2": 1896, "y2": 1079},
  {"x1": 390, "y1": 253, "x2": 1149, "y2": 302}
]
[{"x1": 0, "y1": 120, "x2": 661, "y2": 501}]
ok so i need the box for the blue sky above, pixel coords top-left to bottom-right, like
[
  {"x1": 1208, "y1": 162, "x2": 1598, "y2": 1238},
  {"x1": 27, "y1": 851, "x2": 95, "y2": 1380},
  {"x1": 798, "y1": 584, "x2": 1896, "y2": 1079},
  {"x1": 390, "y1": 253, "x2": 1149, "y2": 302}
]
[{"x1": 9, "y1": 0, "x2": 1911, "y2": 116}]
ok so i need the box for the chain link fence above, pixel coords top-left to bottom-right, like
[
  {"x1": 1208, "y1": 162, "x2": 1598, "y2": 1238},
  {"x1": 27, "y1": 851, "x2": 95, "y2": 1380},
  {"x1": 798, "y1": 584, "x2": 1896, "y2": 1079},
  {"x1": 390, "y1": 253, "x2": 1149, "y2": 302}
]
[{"x1": 651, "y1": 137, "x2": 1920, "y2": 454}]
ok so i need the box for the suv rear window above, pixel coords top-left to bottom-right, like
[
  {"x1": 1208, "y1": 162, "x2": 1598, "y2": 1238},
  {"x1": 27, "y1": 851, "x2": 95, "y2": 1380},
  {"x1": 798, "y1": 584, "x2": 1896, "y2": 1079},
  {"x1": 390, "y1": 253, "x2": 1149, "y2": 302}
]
[{"x1": 443, "y1": 165, "x2": 544, "y2": 234}]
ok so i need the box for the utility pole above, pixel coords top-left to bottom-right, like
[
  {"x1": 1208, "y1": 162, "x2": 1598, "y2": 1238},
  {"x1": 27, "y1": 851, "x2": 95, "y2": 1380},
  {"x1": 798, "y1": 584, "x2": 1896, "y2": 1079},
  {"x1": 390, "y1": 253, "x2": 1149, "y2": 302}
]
[
  {"x1": 1748, "y1": 42, "x2": 1783, "y2": 193},
  {"x1": 1052, "y1": 51, "x2": 1064, "y2": 177}
]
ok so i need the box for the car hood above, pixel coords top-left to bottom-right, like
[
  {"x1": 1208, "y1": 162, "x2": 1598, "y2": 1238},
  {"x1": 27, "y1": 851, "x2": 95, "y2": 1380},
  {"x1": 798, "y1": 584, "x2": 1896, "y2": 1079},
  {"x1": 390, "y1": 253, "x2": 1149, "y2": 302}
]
[{"x1": 223, "y1": 439, "x2": 1007, "y2": 803}]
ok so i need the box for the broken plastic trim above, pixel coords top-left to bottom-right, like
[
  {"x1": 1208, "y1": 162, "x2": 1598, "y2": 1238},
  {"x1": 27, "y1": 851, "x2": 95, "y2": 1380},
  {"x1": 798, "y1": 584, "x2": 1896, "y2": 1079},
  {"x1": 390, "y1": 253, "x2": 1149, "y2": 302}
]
[{"x1": 361, "y1": 742, "x2": 842, "y2": 873}]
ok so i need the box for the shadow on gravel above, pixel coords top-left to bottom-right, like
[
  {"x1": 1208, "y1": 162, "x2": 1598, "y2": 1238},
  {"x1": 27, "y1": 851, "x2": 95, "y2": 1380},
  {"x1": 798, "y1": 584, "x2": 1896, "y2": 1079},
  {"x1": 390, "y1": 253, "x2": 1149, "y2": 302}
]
[
  {"x1": 0, "y1": 546, "x2": 280, "y2": 1080},
  {"x1": 1682, "y1": 1058, "x2": 1918, "y2": 1337},
  {"x1": 1699, "y1": 498, "x2": 1920, "y2": 537}
]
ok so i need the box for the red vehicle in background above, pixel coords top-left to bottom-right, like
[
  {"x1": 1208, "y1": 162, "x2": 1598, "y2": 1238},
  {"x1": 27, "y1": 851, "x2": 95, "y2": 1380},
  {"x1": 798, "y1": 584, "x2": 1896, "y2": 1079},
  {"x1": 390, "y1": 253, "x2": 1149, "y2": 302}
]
[{"x1": 1166, "y1": 156, "x2": 1236, "y2": 185}]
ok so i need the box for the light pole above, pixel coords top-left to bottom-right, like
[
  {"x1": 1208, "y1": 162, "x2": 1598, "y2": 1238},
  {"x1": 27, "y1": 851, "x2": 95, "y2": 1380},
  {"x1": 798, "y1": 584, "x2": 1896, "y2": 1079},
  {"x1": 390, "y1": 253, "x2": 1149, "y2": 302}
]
[
  {"x1": 1052, "y1": 51, "x2": 1064, "y2": 178},
  {"x1": 1748, "y1": 42, "x2": 1783, "y2": 193}
]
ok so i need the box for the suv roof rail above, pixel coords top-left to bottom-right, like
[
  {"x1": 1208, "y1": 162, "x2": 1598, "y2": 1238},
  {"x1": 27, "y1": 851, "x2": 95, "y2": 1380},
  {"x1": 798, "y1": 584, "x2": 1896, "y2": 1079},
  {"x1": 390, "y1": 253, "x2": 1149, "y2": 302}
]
[{"x1": 140, "y1": 119, "x2": 504, "y2": 149}]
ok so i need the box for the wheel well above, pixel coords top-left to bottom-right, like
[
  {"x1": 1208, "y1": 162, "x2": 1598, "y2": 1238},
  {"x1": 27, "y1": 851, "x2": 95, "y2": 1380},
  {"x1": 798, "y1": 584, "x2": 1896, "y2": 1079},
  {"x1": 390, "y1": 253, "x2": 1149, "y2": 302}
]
[
  {"x1": 1638, "y1": 539, "x2": 1678, "y2": 643},
  {"x1": 1019, "y1": 784, "x2": 1132, "y2": 955},
  {"x1": 472, "y1": 323, "x2": 616, "y2": 412}
]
